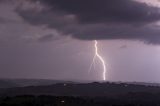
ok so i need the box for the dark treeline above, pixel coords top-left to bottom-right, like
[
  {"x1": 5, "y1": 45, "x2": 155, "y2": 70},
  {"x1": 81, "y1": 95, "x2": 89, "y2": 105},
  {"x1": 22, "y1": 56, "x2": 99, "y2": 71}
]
[
  {"x1": 1, "y1": 94, "x2": 160, "y2": 106},
  {"x1": 1, "y1": 82, "x2": 160, "y2": 97},
  {"x1": 1, "y1": 82, "x2": 160, "y2": 105}
]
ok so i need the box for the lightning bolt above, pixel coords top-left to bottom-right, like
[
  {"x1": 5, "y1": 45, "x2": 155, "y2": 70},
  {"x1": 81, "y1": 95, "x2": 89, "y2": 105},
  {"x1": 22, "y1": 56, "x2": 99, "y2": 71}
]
[{"x1": 89, "y1": 40, "x2": 107, "y2": 81}]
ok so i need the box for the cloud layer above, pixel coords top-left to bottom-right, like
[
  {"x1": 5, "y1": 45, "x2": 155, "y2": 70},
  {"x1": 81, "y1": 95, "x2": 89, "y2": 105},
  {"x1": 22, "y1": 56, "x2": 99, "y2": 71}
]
[
  {"x1": 14, "y1": 0, "x2": 160, "y2": 44},
  {"x1": 43, "y1": 0, "x2": 160, "y2": 24}
]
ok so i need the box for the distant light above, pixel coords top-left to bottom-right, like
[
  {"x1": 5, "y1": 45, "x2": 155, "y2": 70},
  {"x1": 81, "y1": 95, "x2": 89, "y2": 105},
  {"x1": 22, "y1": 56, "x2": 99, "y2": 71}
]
[
  {"x1": 125, "y1": 85, "x2": 128, "y2": 87},
  {"x1": 64, "y1": 84, "x2": 67, "y2": 86},
  {"x1": 61, "y1": 100, "x2": 65, "y2": 103}
]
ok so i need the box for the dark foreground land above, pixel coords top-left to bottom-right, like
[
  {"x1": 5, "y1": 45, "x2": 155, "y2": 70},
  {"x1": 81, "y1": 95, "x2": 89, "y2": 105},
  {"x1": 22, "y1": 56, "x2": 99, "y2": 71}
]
[
  {"x1": 1, "y1": 95, "x2": 160, "y2": 106},
  {"x1": 1, "y1": 82, "x2": 160, "y2": 105}
]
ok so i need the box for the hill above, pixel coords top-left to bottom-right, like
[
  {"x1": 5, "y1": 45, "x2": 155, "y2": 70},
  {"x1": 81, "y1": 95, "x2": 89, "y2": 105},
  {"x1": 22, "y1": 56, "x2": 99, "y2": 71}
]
[
  {"x1": 0, "y1": 79, "x2": 73, "y2": 88},
  {"x1": 1, "y1": 82, "x2": 160, "y2": 97}
]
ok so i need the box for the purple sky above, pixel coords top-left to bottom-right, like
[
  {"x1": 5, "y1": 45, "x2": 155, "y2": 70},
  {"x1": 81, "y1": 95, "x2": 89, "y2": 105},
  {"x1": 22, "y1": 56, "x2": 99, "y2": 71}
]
[{"x1": 1, "y1": 0, "x2": 160, "y2": 82}]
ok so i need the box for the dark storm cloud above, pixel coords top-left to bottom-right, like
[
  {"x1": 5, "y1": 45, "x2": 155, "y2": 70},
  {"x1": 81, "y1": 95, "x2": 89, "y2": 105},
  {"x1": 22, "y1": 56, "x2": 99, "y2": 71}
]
[
  {"x1": 16, "y1": 0, "x2": 160, "y2": 44},
  {"x1": 42, "y1": 0, "x2": 160, "y2": 24}
]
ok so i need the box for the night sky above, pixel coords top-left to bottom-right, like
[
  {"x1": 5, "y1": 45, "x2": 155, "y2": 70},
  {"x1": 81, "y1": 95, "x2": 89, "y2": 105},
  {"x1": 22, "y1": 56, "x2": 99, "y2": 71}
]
[{"x1": 1, "y1": 0, "x2": 160, "y2": 82}]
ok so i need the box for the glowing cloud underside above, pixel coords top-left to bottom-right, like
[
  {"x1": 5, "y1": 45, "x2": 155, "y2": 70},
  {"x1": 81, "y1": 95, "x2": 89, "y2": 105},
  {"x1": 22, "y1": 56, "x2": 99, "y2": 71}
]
[{"x1": 89, "y1": 40, "x2": 107, "y2": 81}]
